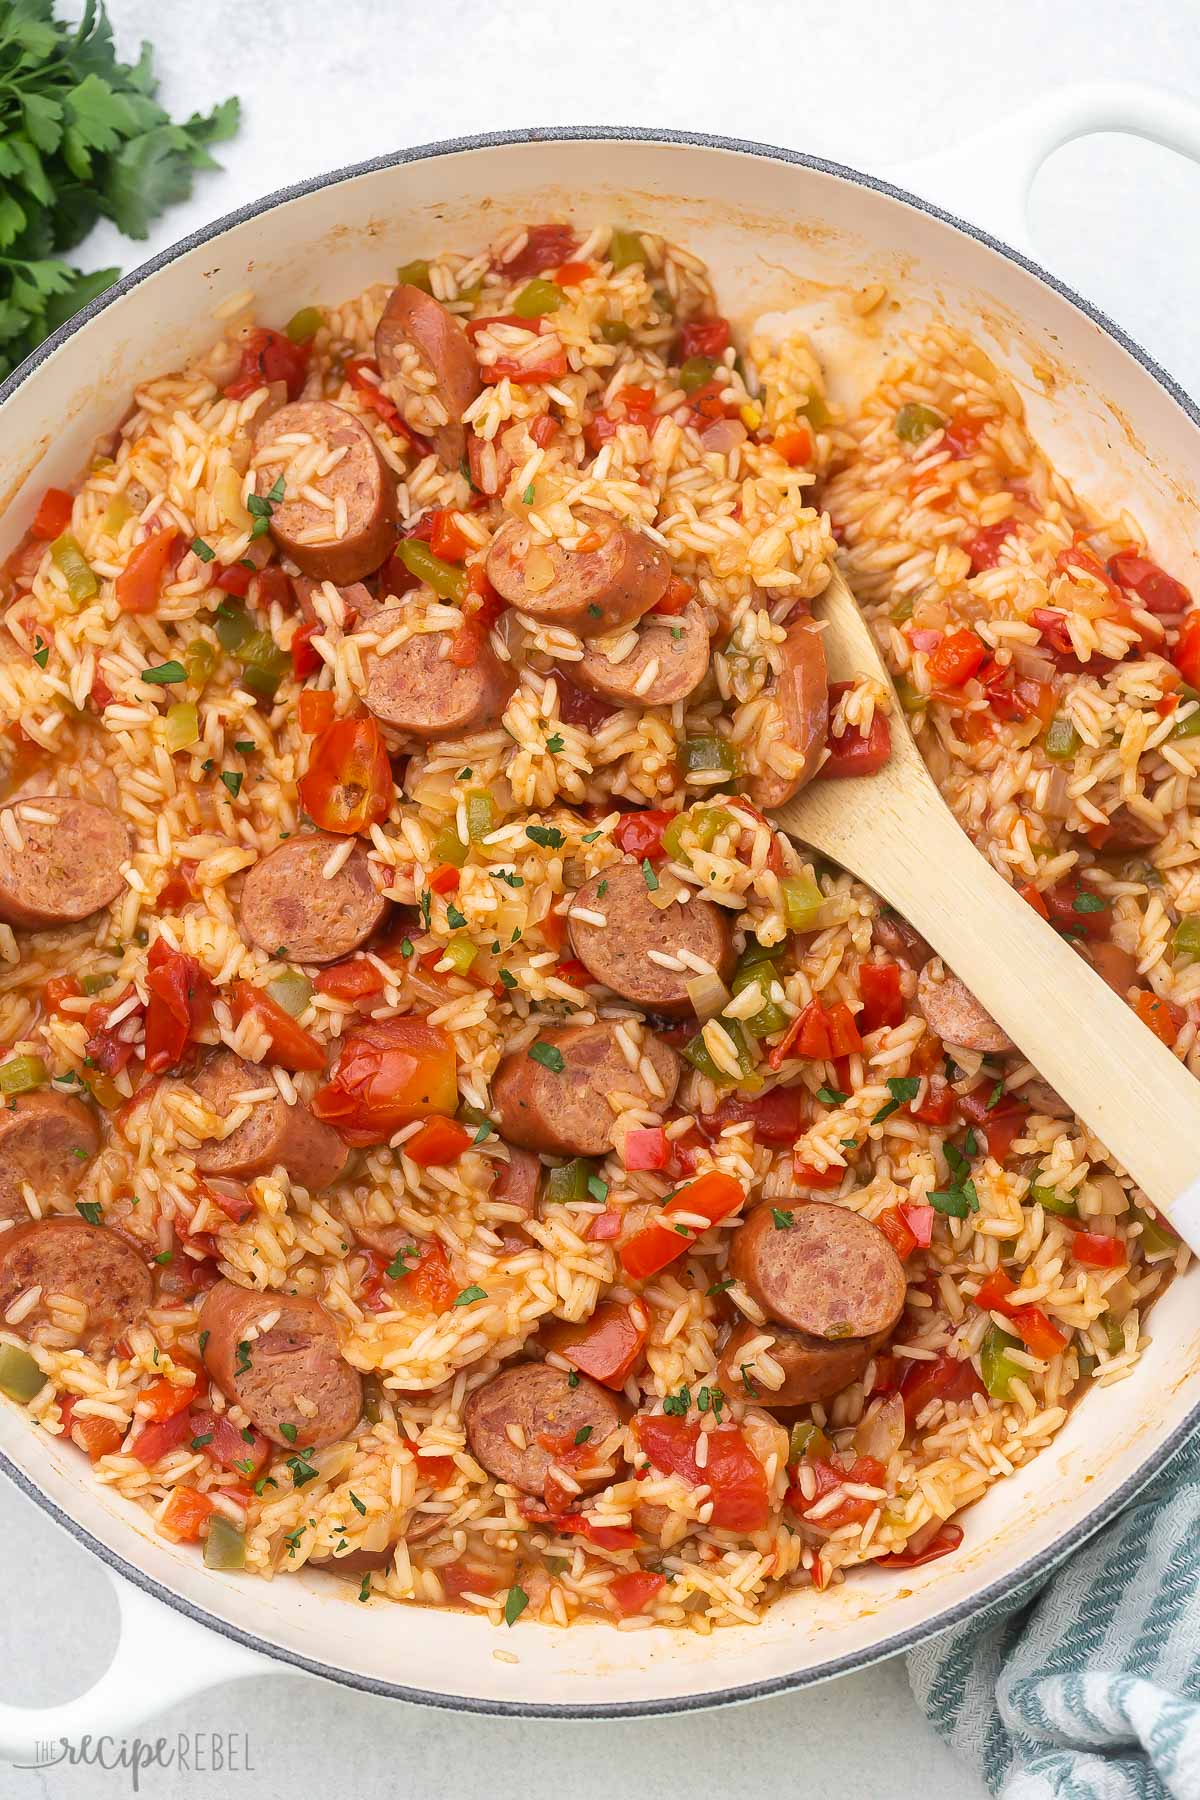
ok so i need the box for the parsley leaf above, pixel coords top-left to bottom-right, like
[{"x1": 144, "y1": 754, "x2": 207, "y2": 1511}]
[
  {"x1": 771, "y1": 1207, "x2": 794, "y2": 1230},
  {"x1": 526, "y1": 824, "x2": 565, "y2": 849},
  {"x1": 528, "y1": 1041, "x2": 565, "y2": 1073},
  {"x1": 504, "y1": 1585, "x2": 529, "y2": 1627},
  {"x1": 816, "y1": 1085, "x2": 846, "y2": 1105},
  {"x1": 872, "y1": 1075, "x2": 920, "y2": 1123},
  {"x1": 453, "y1": 1285, "x2": 486, "y2": 1306},
  {"x1": 662, "y1": 1384, "x2": 691, "y2": 1416}
]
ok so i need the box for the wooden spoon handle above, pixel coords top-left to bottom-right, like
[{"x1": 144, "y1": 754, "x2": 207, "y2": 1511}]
[{"x1": 803, "y1": 774, "x2": 1200, "y2": 1247}]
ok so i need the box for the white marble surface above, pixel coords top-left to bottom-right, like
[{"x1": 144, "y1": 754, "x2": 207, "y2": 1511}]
[{"x1": 6, "y1": 1, "x2": 1200, "y2": 1793}]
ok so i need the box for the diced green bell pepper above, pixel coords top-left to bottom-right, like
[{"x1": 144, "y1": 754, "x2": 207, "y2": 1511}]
[
  {"x1": 432, "y1": 825, "x2": 469, "y2": 869},
  {"x1": 1173, "y1": 916, "x2": 1200, "y2": 958},
  {"x1": 285, "y1": 306, "x2": 323, "y2": 344},
  {"x1": 513, "y1": 279, "x2": 565, "y2": 319},
  {"x1": 683, "y1": 1019, "x2": 757, "y2": 1088},
  {"x1": 679, "y1": 355, "x2": 716, "y2": 394},
  {"x1": 1043, "y1": 717, "x2": 1080, "y2": 762},
  {"x1": 0, "y1": 1054, "x2": 47, "y2": 1096},
  {"x1": 894, "y1": 403, "x2": 945, "y2": 445},
  {"x1": 50, "y1": 534, "x2": 98, "y2": 605},
  {"x1": 608, "y1": 229, "x2": 647, "y2": 271},
  {"x1": 396, "y1": 259, "x2": 433, "y2": 294},
  {"x1": 466, "y1": 791, "x2": 494, "y2": 843},
  {"x1": 682, "y1": 737, "x2": 738, "y2": 781},
  {"x1": 395, "y1": 538, "x2": 467, "y2": 603},
  {"x1": 981, "y1": 1325, "x2": 1024, "y2": 1399},
  {"x1": 1029, "y1": 1177, "x2": 1077, "y2": 1217},
  {"x1": 544, "y1": 1158, "x2": 596, "y2": 1205},
  {"x1": 267, "y1": 969, "x2": 313, "y2": 1016},
  {"x1": 203, "y1": 1515, "x2": 246, "y2": 1570},
  {"x1": 780, "y1": 872, "x2": 823, "y2": 931},
  {"x1": 1132, "y1": 1204, "x2": 1177, "y2": 1257},
  {"x1": 599, "y1": 319, "x2": 630, "y2": 345},
  {"x1": 0, "y1": 1344, "x2": 44, "y2": 1402}
]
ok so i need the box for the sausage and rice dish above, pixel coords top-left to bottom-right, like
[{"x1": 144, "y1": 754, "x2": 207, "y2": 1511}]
[{"x1": 0, "y1": 219, "x2": 1191, "y2": 1631}]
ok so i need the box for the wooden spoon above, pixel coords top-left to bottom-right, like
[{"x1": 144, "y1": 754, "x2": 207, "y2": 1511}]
[{"x1": 771, "y1": 566, "x2": 1200, "y2": 1250}]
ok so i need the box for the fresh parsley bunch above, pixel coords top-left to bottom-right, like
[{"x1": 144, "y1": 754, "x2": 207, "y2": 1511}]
[{"x1": 0, "y1": 0, "x2": 239, "y2": 380}]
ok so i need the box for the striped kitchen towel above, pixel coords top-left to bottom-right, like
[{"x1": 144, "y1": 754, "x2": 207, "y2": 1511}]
[{"x1": 908, "y1": 1431, "x2": 1200, "y2": 1798}]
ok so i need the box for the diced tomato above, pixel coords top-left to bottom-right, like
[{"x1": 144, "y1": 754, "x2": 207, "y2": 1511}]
[
  {"x1": 500, "y1": 223, "x2": 578, "y2": 278},
  {"x1": 1057, "y1": 541, "x2": 1122, "y2": 599},
  {"x1": 1030, "y1": 607, "x2": 1075, "y2": 658},
  {"x1": 397, "y1": 1239, "x2": 458, "y2": 1312},
  {"x1": 788, "y1": 1455, "x2": 886, "y2": 1530},
  {"x1": 297, "y1": 687, "x2": 334, "y2": 733},
  {"x1": 291, "y1": 622, "x2": 322, "y2": 682},
  {"x1": 942, "y1": 417, "x2": 984, "y2": 458},
  {"x1": 1135, "y1": 989, "x2": 1185, "y2": 1046},
  {"x1": 343, "y1": 357, "x2": 434, "y2": 454},
  {"x1": 313, "y1": 1015, "x2": 457, "y2": 1145},
  {"x1": 928, "y1": 629, "x2": 986, "y2": 689},
  {"x1": 200, "y1": 1178, "x2": 254, "y2": 1225},
  {"x1": 771, "y1": 998, "x2": 829, "y2": 1067},
  {"x1": 188, "y1": 1407, "x2": 270, "y2": 1477},
  {"x1": 215, "y1": 561, "x2": 253, "y2": 597},
  {"x1": 619, "y1": 1171, "x2": 744, "y2": 1281},
  {"x1": 83, "y1": 983, "x2": 142, "y2": 1076},
  {"x1": 31, "y1": 487, "x2": 73, "y2": 540},
  {"x1": 774, "y1": 424, "x2": 813, "y2": 465},
  {"x1": 481, "y1": 338, "x2": 569, "y2": 385},
  {"x1": 699, "y1": 1085, "x2": 809, "y2": 1146},
  {"x1": 609, "y1": 1571, "x2": 666, "y2": 1615},
  {"x1": 224, "y1": 327, "x2": 311, "y2": 402},
  {"x1": 613, "y1": 808, "x2": 672, "y2": 860},
  {"x1": 652, "y1": 574, "x2": 695, "y2": 616},
  {"x1": 685, "y1": 378, "x2": 738, "y2": 423},
  {"x1": 899, "y1": 1350, "x2": 985, "y2": 1420},
  {"x1": 634, "y1": 1414, "x2": 769, "y2": 1531},
  {"x1": 143, "y1": 937, "x2": 212, "y2": 1076},
  {"x1": 1108, "y1": 552, "x2": 1190, "y2": 617},
  {"x1": 911, "y1": 1073, "x2": 956, "y2": 1126},
  {"x1": 61, "y1": 1403, "x2": 123, "y2": 1462},
  {"x1": 1173, "y1": 611, "x2": 1200, "y2": 689},
  {"x1": 819, "y1": 684, "x2": 892, "y2": 778},
  {"x1": 429, "y1": 509, "x2": 470, "y2": 563},
  {"x1": 1044, "y1": 876, "x2": 1111, "y2": 942},
  {"x1": 314, "y1": 957, "x2": 386, "y2": 1003},
  {"x1": 428, "y1": 862, "x2": 460, "y2": 894},
  {"x1": 555, "y1": 260, "x2": 593, "y2": 287},
  {"x1": 972, "y1": 1267, "x2": 1018, "y2": 1315},
  {"x1": 137, "y1": 1363, "x2": 206, "y2": 1423},
  {"x1": 230, "y1": 981, "x2": 325, "y2": 1073},
  {"x1": 158, "y1": 1485, "x2": 216, "y2": 1544},
  {"x1": 529, "y1": 413, "x2": 558, "y2": 448},
  {"x1": 116, "y1": 527, "x2": 178, "y2": 614},
  {"x1": 877, "y1": 1205, "x2": 918, "y2": 1260},
  {"x1": 42, "y1": 974, "x2": 81, "y2": 1015},
  {"x1": 1018, "y1": 881, "x2": 1050, "y2": 921},
  {"x1": 624, "y1": 1126, "x2": 670, "y2": 1171},
  {"x1": 1009, "y1": 1305, "x2": 1068, "y2": 1359},
  {"x1": 878, "y1": 1522, "x2": 964, "y2": 1568},
  {"x1": 405, "y1": 1116, "x2": 471, "y2": 1166},
  {"x1": 586, "y1": 1209, "x2": 622, "y2": 1241},
  {"x1": 551, "y1": 666, "x2": 614, "y2": 732},
  {"x1": 792, "y1": 1156, "x2": 846, "y2": 1188},
  {"x1": 545, "y1": 1300, "x2": 648, "y2": 1390},
  {"x1": 439, "y1": 1559, "x2": 499, "y2": 1599},
  {"x1": 299, "y1": 715, "x2": 393, "y2": 836},
  {"x1": 979, "y1": 662, "x2": 1056, "y2": 727},
  {"x1": 1070, "y1": 1230, "x2": 1127, "y2": 1269},
  {"x1": 521, "y1": 1500, "x2": 639, "y2": 1551},
  {"x1": 965, "y1": 522, "x2": 1012, "y2": 573},
  {"x1": 859, "y1": 962, "x2": 904, "y2": 1032},
  {"x1": 129, "y1": 1407, "x2": 193, "y2": 1465},
  {"x1": 956, "y1": 1085, "x2": 1029, "y2": 1164},
  {"x1": 827, "y1": 1001, "x2": 863, "y2": 1056},
  {"x1": 679, "y1": 318, "x2": 731, "y2": 360}
]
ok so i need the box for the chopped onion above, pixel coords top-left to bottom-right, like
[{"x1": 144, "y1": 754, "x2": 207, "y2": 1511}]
[
  {"x1": 700, "y1": 418, "x2": 747, "y2": 456},
  {"x1": 686, "y1": 970, "x2": 731, "y2": 1020},
  {"x1": 853, "y1": 1390, "x2": 905, "y2": 1462},
  {"x1": 215, "y1": 464, "x2": 252, "y2": 531},
  {"x1": 910, "y1": 628, "x2": 942, "y2": 653},
  {"x1": 1041, "y1": 765, "x2": 1071, "y2": 819},
  {"x1": 1010, "y1": 643, "x2": 1057, "y2": 681},
  {"x1": 522, "y1": 546, "x2": 555, "y2": 592}
]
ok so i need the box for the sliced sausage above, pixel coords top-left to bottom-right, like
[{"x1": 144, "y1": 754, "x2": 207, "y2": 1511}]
[
  {"x1": 0, "y1": 796, "x2": 129, "y2": 930},
  {"x1": 199, "y1": 1280, "x2": 362, "y2": 1449},
  {"x1": 464, "y1": 1362, "x2": 624, "y2": 1496},
  {"x1": 1088, "y1": 941, "x2": 1142, "y2": 1000},
  {"x1": 491, "y1": 1021, "x2": 681, "y2": 1157},
  {"x1": 718, "y1": 1317, "x2": 887, "y2": 1407},
  {"x1": 0, "y1": 1091, "x2": 100, "y2": 1225},
  {"x1": 239, "y1": 834, "x2": 388, "y2": 965},
  {"x1": 916, "y1": 962, "x2": 1013, "y2": 1053},
  {"x1": 486, "y1": 509, "x2": 670, "y2": 636},
  {"x1": 293, "y1": 575, "x2": 382, "y2": 628},
  {"x1": 567, "y1": 862, "x2": 734, "y2": 1017},
  {"x1": 375, "y1": 283, "x2": 482, "y2": 468},
  {"x1": 358, "y1": 609, "x2": 515, "y2": 740},
  {"x1": 1099, "y1": 805, "x2": 1162, "y2": 852},
  {"x1": 254, "y1": 400, "x2": 395, "y2": 585},
  {"x1": 744, "y1": 612, "x2": 829, "y2": 810},
  {"x1": 314, "y1": 1544, "x2": 396, "y2": 1576},
  {"x1": 573, "y1": 602, "x2": 710, "y2": 707},
  {"x1": 1010, "y1": 1073, "x2": 1073, "y2": 1119},
  {"x1": 188, "y1": 1051, "x2": 345, "y2": 1191},
  {"x1": 0, "y1": 1218, "x2": 151, "y2": 1355},
  {"x1": 491, "y1": 1146, "x2": 541, "y2": 1250},
  {"x1": 872, "y1": 911, "x2": 933, "y2": 970},
  {"x1": 729, "y1": 1200, "x2": 906, "y2": 1340}
]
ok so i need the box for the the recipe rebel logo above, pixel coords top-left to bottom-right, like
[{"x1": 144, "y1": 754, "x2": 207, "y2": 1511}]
[{"x1": 15, "y1": 1731, "x2": 255, "y2": 1790}]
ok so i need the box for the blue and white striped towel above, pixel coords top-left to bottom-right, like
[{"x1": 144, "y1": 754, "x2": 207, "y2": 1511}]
[{"x1": 908, "y1": 1432, "x2": 1200, "y2": 1798}]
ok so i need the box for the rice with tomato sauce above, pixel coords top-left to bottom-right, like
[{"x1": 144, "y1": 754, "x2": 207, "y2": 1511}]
[{"x1": 0, "y1": 221, "x2": 1188, "y2": 1631}]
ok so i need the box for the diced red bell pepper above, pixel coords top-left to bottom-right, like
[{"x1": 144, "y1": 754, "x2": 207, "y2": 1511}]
[
  {"x1": 297, "y1": 687, "x2": 334, "y2": 732},
  {"x1": 555, "y1": 260, "x2": 593, "y2": 287},
  {"x1": 520, "y1": 1501, "x2": 638, "y2": 1551},
  {"x1": 956, "y1": 1086, "x2": 1029, "y2": 1164},
  {"x1": 859, "y1": 961, "x2": 905, "y2": 1032},
  {"x1": 972, "y1": 1267, "x2": 1018, "y2": 1314},
  {"x1": 230, "y1": 981, "x2": 325, "y2": 1072},
  {"x1": 429, "y1": 509, "x2": 471, "y2": 563},
  {"x1": 792, "y1": 1156, "x2": 846, "y2": 1188},
  {"x1": 609, "y1": 1570, "x2": 667, "y2": 1615},
  {"x1": 699, "y1": 1085, "x2": 809, "y2": 1146},
  {"x1": 291, "y1": 622, "x2": 322, "y2": 682},
  {"x1": 129, "y1": 1407, "x2": 193, "y2": 1465},
  {"x1": 428, "y1": 862, "x2": 460, "y2": 894},
  {"x1": 902, "y1": 1203, "x2": 935, "y2": 1248},
  {"x1": 1174, "y1": 611, "x2": 1200, "y2": 689},
  {"x1": 774, "y1": 423, "x2": 814, "y2": 465},
  {"x1": 542, "y1": 1300, "x2": 648, "y2": 1390},
  {"x1": 31, "y1": 487, "x2": 73, "y2": 540},
  {"x1": 819, "y1": 683, "x2": 892, "y2": 778},
  {"x1": 911, "y1": 1073, "x2": 955, "y2": 1126},
  {"x1": 551, "y1": 666, "x2": 615, "y2": 732},
  {"x1": 405, "y1": 1116, "x2": 471, "y2": 1166},
  {"x1": 144, "y1": 938, "x2": 212, "y2": 1076},
  {"x1": 619, "y1": 1171, "x2": 744, "y2": 1281},
  {"x1": 942, "y1": 417, "x2": 984, "y2": 458},
  {"x1": 1009, "y1": 1305, "x2": 1068, "y2": 1359},
  {"x1": 877, "y1": 1205, "x2": 918, "y2": 1260},
  {"x1": 1108, "y1": 552, "x2": 1190, "y2": 616},
  {"x1": 787, "y1": 1455, "x2": 886, "y2": 1529},
  {"x1": 314, "y1": 957, "x2": 386, "y2": 1003},
  {"x1": 964, "y1": 522, "x2": 1012, "y2": 573},
  {"x1": 1070, "y1": 1230, "x2": 1127, "y2": 1269},
  {"x1": 928, "y1": 629, "x2": 987, "y2": 689},
  {"x1": 158, "y1": 1486, "x2": 216, "y2": 1544},
  {"x1": 136, "y1": 1361, "x2": 206, "y2": 1422},
  {"x1": 652, "y1": 574, "x2": 695, "y2": 616},
  {"x1": 215, "y1": 562, "x2": 253, "y2": 597},
  {"x1": 499, "y1": 223, "x2": 578, "y2": 278},
  {"x1": 899, "y1": 1350, "x2": 985, "y2": 1420},
  {"x1": 224, "y1": 327, "x2": 310, "y2": 402},
  {"x1": 1018, "y1": 881, "x2": 1050, "y2": 921},
  {"x1": 878, "y1": 1521, "x2": 964, "y2": 1568},
  {"x1": 624, "y1": 1127, "x2": 670, "y2": 1171},
  {"x1": 679, "y1": 318, "x2": 731, "y2": 360},
  {"x1": 116, "y1": 528, "x2": 178, "y2": 614},
  {"x1": 42, "y1": 974, "x2": 81, "y2": 1014},
  {"x1": 1134, "y1": 990, "x2": 1184, "y2": 1046},
  {"x1": 613, "y1": 808, "x2": 673, "y2": 860},
  {"x1": 634, "y1": 1414, "x2": 769, "y2": 1531}
]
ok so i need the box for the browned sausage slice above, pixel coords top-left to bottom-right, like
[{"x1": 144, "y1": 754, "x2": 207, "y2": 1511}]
[
  {"x1": 491, "y1": 1146, "x2": 541, "y2": 1249},
  {"x1": 254, "y1": 400, "x2": 396, "y2": 585},
  {"x1": 188, "y1": 1051, "x2": 345, "y2": 1191},
  {"x1": 717, "y1": 1317, "x2": 887, "y2": 1407},
  {"x1": 567, "y1": 862, "x2": 734, "y2": 1017},
  {"x1": 729, "y1": 1201, "x2": 906, "y2": 1340},
  {"x1": 0, "y1": 797, "x2": 129, "y2": 930},
  {"x1": 0, "y1": 1091, "x2": 100, "y2": 1227},
  {"x1": 744, "y1": 613, "x2": 829, "y2": 809},
  {"x1": 199, "y1": 1280, "x2": 362, "y2": 1449},
  {"x1": 872, "y1": 911, "x2": 933, "y2": 970},
  {"x1": 1088, "y1": 941, "x2": 1141, "y2": 1000},
  {"x1": 314, "y1": 1544, "x2": 396, "y2": 1576},
  {"x1": 491, "y1": 1022, "x2": 680, "y2": 1157},
  {"x1": 917, "y1": 962, "x2": 1013, "y2": 1053},
  {"x1": 358, "y1": 609, "x2": 515, "y2": 740},
  {"x1": 0, "y1": 1218, "x2": 151, "y2": 1355},
  {"x1": 293, "y1": 575, "x2": 383, "y2": 628},
  {"x1": 573, "y1": 602, "x2": 710, "y2": 707},
  {"x1": 375, "y1": 284, "x2": 482, "y2": 468},
  {"x1": 239, "y1": 834, "x2": 388, "y2": 965},
  {"x1": 464, "y1": 1362, "x2": 624, "y2": 1496},
  {"x1": 486, "y1": 509, "x2": 670, "y2": 636}
]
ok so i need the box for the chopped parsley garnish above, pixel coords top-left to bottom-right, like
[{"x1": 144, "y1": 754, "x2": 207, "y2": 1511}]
[
  {"x1": 350, "y1": 1491, "x2": 367, "y2": 1516},
  {"x1": 817, "y1": 1086, "x2": 847, "y2": 1105},
  {"x1": 581, "y1": 830, "x2": 601, "y2": 843},
  {"x1": 528, "y1": 1041, "x2": 565, "y2": 1073},
  {"x1": 233, "y1": 739, "x2": 255, "y2": 754},
  {"x1": 1073, "y1": 892, "x2": 1107, "y2": 914},
  {"x1": 495, "y1": 869, "x2": 525, "y2": 888},
  {"x1": 446, "y1": 902, "x2": 467, "y2": 929},
  {"x1": 574, "y1": 1425, "x2": 593, "y2": 1445},
  {"x1": 190, "y1": 1433, "x2": 213, "y2": 1450},
  {"x1": 706, "y1": 1278, "x2": 734, "y2": 1297},
  {"x1": 220, "y1": 770, "x2": 243, "y2": 799},
  {"x1": 739, "y1": 1363, "x2": 759, "y2": 1396},
  {"x1": 662, "y1": 1384, "x2": 691, "y2": 1416},
  {"x1": 522, "y1": 483, "x2": 536, "y2": 505},
  {"x1": 586, "y1": 604, "x2": 602, "y2": 619},
  {"x1": 400, "y1": 936, "x2": 414, "y2": 958},
  {"x1": 526, "y1": 824, "x2": 565, "y2": 849},
  {"x1": 696, "y1": 1385, "x2": 725, "y2": 1418},
  {"x1": 153, "y1": 1250, "x2": 172, "y2": 1265},
  {"x1": 498, "y1": 968, "x2": 517, "y2": 988},
  {"x1": 419, "y1": 888, "x2": 432, "y2": 930},
  {"x1": 473, "y1": 1121, "x2": 493, "y2": 1145},
  {"x1": 286, "y1": 1451, "x2": 319, "y2": 1488},
  {"x1": 771, "y1": 1208, "x2": 794, "y2": 1230},
  {"x1": 32, "y1": 636, "x2": 48, "y2": 669},
  {"x1": 641, "y1": 858, "x2": 659, "y2": 891},
  {"x1": 453, "y1": 1285, "x2": 486, "y2": 1306},
  {"x1": 986, "y1": 1078, "x2": 1005, "y2": 1111},
  {"x1": 358, "y1": 1574, "x2": 372, "y2": 1602},
  {"x1": 234, "y1": 1340, "x2": 252, "y2": 1375},
  {"x1": 545, "y1": 734, "x2": 565, "y2": 754},
  {"x1": 596, "y1": 879, "x2": 608, "y2": 898},
  {"x1": 75, "y1": 1200, "x2": 102, "y2": 1225},
  {"x1": 566, "y1": 1369, "x2": 580, "y2": 1389},
  {"x1": 385, "y1": 1244, "x2": 418, "y2": 1279},
  {"x1": 192, "y1": 537, "x2": 215, "y2": 562},
  {"x1": 871, "y1": 1075, "x2": 920, "y2": 1123},
  {"x1": 964, "y1": 1127, "x2": 979, "y2": 1157},
  {"x1": 504, "y1": 1585, "x2": 529, "y2": 1627},
  {"x1": 141, "y1": 659, "x2": 186, "y2": 685},
  {"x1": 279, "y1": 1421, "x2": 298, "y2": 1443},
  {"x1": 198, "y1": 1330, "x2": 209, "y2": 1355}
]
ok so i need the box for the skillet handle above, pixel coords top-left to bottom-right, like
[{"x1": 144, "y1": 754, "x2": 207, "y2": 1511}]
[
  {"x1": 0, "y1": 1566, "x2": 270, "y2": 1764},
  {"x1": 884, "y1": 79, "x2": 1200, "y2": 257}
]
